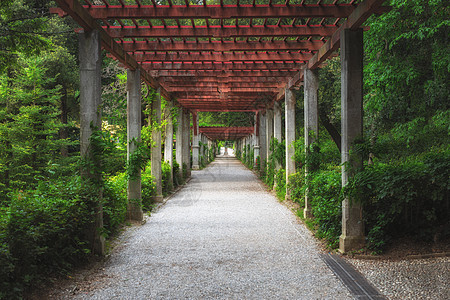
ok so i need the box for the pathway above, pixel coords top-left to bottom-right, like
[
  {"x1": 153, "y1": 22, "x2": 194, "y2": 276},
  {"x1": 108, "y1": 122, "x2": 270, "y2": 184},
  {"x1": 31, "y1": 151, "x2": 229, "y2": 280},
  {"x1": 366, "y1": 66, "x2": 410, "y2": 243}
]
[{"x1": 52, "y1": 157, "x2": 354, "y2": 299}]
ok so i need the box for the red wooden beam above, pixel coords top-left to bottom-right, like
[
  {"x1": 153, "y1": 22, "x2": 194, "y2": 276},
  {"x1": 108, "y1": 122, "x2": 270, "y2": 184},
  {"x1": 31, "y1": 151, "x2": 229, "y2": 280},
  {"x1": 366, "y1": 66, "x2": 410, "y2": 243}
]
[
  {"x1": 142, "y1": 62, "x2": 303, "y2": 70},
  {"x1": 167, "y1": 86, "x2": 279, "y2": 92},
  {"x1": 307, "y1": 0, "x2": 387, "y2": 70},
  {"x1": 53, "y1": 0, "x2": 167, "y2": 97},
  {"x1": 149, "y1": 70, "x2": 298, "y2": 77},
  {"x1": 167, "y1": 82, "x2": 283, "y2": 88},
  {"x1": 120, "y1": 40, "x2": 324, "y2": 52},
  {"x1": 87, "y1": 5, "x2": 356, "y2": 19},
  {"x1": 131, "y1": 52, "x2": 312, "y2": 63},
  {"x1": 106, "y1": 25, "x2": 337, "y2": 38}
]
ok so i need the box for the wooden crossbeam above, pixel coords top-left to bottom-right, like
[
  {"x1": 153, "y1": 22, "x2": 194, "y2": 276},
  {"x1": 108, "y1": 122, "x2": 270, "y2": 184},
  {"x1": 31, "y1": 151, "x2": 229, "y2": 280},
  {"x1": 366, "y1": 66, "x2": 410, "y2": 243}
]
[
  {"x1": 142, "y1": 62, "x2": 303, "y2": 70},
  {"x1": 87, "y1": 5, "x2": 356, "y2": 19},
  {"x1": 149, "y1": 70, "x2": 297, "y2": 77},
  {"x1": 53, "y1": 0, "x2": 168, "y2": 98},
  {"x1": 131, "y1": 52, "x2": 312, "y2": 62},
  {"x1": 106, "y1": 25, "x2": 336, "y2": 38},
  {"x1": 120, "y1": 40, "x2": 324, "y2": 52}
]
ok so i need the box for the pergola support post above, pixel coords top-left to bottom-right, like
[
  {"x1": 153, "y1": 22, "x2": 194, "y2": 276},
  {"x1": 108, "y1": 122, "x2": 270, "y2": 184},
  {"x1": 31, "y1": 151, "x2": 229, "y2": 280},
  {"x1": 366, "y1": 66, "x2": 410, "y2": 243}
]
[
  {"x1": 253, "y1": 112, "x2": 260, "y2": 169},
  {"x1": 151, "y1": 86, "x2": 163, "y2": 202},
  {"x1": 175, "y1": 107, "x2": 184, "y2": 180},
  {"x1": 164, "y1": 99, "x2": 174, "y2": 190},
  {"x1": 183, "y1": 109, "x2": 191, "y2": 177},
  {"x1": 259, "y1": 111, "x2": 267, "y2": 172},
  {"x1": 79, "y1": 29, "x2": 105, "y2": 255},
  {"x1": 192, "y1": 112, "x2": 200, "y2": 170},
  {"x1": 126, "y1": 69, "x2": 143, "y2": 221},
  {"x1": 339, "y1": 28, "x2": 365, "y2": 253},
  {"x1": 304, "y1": 68, "x2": 319, "y2": 219},
  {"x1": 273, "y1": 101, "x2": 282, "y2": 171},
  {"x1": 285, "y1": 88, "x2": 296, "y2": 200},
  {"x1": 266, "y1": 109, "x2": 274, "y2": 167}
]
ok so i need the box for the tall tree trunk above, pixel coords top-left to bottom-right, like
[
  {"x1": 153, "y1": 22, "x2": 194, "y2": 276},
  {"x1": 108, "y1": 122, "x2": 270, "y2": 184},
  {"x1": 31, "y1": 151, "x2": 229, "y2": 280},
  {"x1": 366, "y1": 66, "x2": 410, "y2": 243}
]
[{"x1": 319, "y1": 111, "x2": 341, "y2": 153}]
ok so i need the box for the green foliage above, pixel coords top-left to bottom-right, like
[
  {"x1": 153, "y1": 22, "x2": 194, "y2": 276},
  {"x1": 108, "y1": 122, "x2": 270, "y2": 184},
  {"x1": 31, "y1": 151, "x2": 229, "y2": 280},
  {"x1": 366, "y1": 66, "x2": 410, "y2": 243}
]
[
  {"x1": 162, "y1": 160, "x2": 173, "y2": 196},
  {"x1": 308, "y1": 167, "x2": 342, "y2": 248},
  {"x1": 0, "y1": 176, "x2": 91, "y2": 299},
  {"x1": 364, "y1": 0, "x2": 449, "y2": 129},
  {"x1": 346, "y1": 148, "x2": 450, "y2": 253},
  {"x1": 141, "y1": 163, "x2": 156, "y2": 210},
  {"x1": 172, "y1": 160, "x2": 183, "y2": 187},
  {"x1": 103, "y1": 173, "x2": 127, "y2": 236},
  {"x1": 0, "y1": 55, "x2": 71, "y2": 202},
  {"x1": 274, "y1": 168, "x2": 286, "y2": 200}
]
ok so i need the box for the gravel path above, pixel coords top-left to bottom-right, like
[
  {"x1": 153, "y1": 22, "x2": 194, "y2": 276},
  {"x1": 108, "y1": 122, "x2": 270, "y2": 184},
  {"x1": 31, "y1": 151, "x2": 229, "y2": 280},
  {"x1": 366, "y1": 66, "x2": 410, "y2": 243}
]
[
  {"x1": 347, "y1": 257, "x2": 450, "y2": 300},
  {"x1": 52, "y1": 157, "x2": 352, "y2": 299}
]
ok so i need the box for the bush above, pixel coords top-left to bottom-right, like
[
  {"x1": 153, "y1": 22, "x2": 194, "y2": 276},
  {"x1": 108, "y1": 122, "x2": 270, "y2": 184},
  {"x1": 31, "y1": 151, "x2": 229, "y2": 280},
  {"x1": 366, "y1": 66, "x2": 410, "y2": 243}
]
[
  {"x1": 103, "y1": 172, "x2": 127, "y2": 235},
  {"x1": 346, "y1": 148, "x2": 450, "y2": 252},
  {"x1": 162, "y1": 161, "x2": 173, "y2": 196},
  {"x1": 287, "y1": 172, "x2": 305, "y2": 206},
  {"x1": 142, "y1": 164, "x2": 156, "y2": 210},
  {"x1": 275, "y1": 168, "x2": 286, "y2": 200},
  {"x1": 172, "y1": 160, "x2": 183, "y2": 187},
  {"x1": 0, "y1": 176, "x2": 91, "y2": 299},
  {"x1": 308, "y1": 167, "x2": 342, "y2": 248}
]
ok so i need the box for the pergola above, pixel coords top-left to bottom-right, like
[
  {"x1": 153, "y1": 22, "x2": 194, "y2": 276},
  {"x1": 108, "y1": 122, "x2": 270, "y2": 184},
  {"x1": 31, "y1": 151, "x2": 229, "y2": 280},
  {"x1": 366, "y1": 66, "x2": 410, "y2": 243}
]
[{"x1": 53, "y1": 0, "x2": 388, "y2": 254}]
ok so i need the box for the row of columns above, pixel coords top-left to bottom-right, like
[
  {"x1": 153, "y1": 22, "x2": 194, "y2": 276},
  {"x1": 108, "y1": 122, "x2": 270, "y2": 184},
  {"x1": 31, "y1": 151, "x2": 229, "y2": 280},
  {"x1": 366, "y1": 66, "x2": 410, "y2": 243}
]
[
  {"x1": 81, "y1": 28, "x2": 364, "y2": 254},
  {"x1": 236, "y1": 28, "x2": 365, "y2": 253},
  {"x1": 79, "y1": 29, "x2": 215, "y2": 255}
]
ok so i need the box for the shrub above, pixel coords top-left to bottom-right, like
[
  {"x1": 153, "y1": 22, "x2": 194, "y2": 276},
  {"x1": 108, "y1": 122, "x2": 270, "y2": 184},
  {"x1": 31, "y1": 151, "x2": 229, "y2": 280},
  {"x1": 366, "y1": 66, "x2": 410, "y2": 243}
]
[
  {"x1": 141, "y1": 164, "x2": 156, "y2": 210},
  {"x1": 287, "y1": 172, "x2": 305, "y2": 206},
  {"x1": 103, "y1": 172, "x2": 127, "y2": 235},
  {"x1": 0, "y1": 176, "x2": 91, "y2": 299},
  {"x1": 275, "y1": 168, "x2": 286, "y2": 200},
  {"x1": 162, "y1": 161, "x2": 173, "y2": 195},
  {"x1": 308, "y1": 166, "x2": 342, "y2": 248},
  {"x1": 346, "y1": 148, "x2": 450, "y2": 252}
]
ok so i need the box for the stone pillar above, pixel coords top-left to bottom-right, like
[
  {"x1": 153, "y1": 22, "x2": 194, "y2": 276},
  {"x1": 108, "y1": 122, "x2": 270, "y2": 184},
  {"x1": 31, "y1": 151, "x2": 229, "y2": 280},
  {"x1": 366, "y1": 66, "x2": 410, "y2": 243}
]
[
  {"x1": 259, "y1": 112, "x2": 267, "y2": 172},
  {"x1": 285, "y1": 88, "x2": 296, "y2": 199},
  {"x1": 192, "y1": 112, "x2": 200, "y2": 170},
  {"x1": 304, "y1": 68, "x2": 319, "y2": 219},
  {"x1": 126, "y1": 69, "x2": 143, "y2": 221},
  {"x1": 164, "y1": 100, "x2": 174, "y2": 189},
  {"x1": 175, "y1": 107, "x2": 184, "y2": 178},
  {"x1": 151, "y1": 86, "x2": 163, "y2": 202},
  {"x1": 339, "y1": 28, "x2": 365, "y2": 253},
  {"x1": 183, "y1": 109, "x2": 191, "y2": 177},
  {"x1": 273, "y1": 100, "x2": 282, "y2": 170},
  {"x1": 266, "y1": 109, "x2": 274, "y2": 164},
  {"x1": 253, "y1": 112, "x2": 260, "y2": 169},
  {"x1": 79, "y1": 29, "x2": 105, "y2": 255}
]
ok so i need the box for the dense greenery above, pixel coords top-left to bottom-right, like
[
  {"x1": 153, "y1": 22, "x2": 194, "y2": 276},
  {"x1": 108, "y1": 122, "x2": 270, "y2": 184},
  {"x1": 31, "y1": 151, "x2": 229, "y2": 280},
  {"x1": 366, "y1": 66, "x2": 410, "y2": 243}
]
[
  {"x1": 0, "y1": 0, "x2": 448, "y2": 298},
  {"x1": 242, "y1": 0, "x2": 450, "y2": 253}
]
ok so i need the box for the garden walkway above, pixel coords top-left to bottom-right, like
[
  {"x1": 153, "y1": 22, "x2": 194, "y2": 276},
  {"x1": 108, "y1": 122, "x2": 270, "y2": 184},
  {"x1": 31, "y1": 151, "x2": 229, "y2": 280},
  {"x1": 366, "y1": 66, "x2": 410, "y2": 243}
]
[{"x1": 50, "y1": 157, "x2": 365, "y2": 299}]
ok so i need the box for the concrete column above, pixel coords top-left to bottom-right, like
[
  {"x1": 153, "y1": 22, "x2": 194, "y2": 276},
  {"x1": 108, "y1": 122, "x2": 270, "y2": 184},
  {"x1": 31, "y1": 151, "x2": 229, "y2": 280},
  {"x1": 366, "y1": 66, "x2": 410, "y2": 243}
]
[
  {"x1": 164, "y1": 100, "x2": 174, "y2": 189},
  {"x1": 79, "y1": 29, "x2": 104, "y2": 255},
  {"x1": 339, "y1": 28, "x2": 365, "y2": 253},
  {"x1": 151, "y1": 86, "x2": 163, "y2": 202},
  {"x1": 175, "y1": 107, "x2": 184, "y2": 178},
  {"x1": 253, "y1": 113, "x2": 260, "y2": 169},
  {"x1": 183, "y1": 109, "x2": 191, "y2": 177},
  {"x1": 304, "y1": 68, "x2": 319, "y2": 219},
  {"x1": 285, "y1": 88, "x2": 296, "y2": 198},
  {"x1": 192, "y1": 112, "x2": 200, "y2": 170},
  {"x1": 126, "y1": 69, "x2": 143, "y2": 221},
  {"x1": 266, "y1": 109, "x2": 274, "y2": 163},
  {"x1": 259, "y1": 112, "x2": 267, "y2": 172},
  {"x1": 273, "y1": 101, "x2": 282, "y2": 170}
]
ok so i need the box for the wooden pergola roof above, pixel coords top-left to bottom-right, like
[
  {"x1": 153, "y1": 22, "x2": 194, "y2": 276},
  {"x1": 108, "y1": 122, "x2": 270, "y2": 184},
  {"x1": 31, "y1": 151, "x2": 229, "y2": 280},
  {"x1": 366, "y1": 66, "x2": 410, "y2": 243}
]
[
  {"x1": 199, "y1": 126, "x2": 254, "y2": 140},
  {"x1": 53, "y1": 0, "x2": 388, "y2": 113}
]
